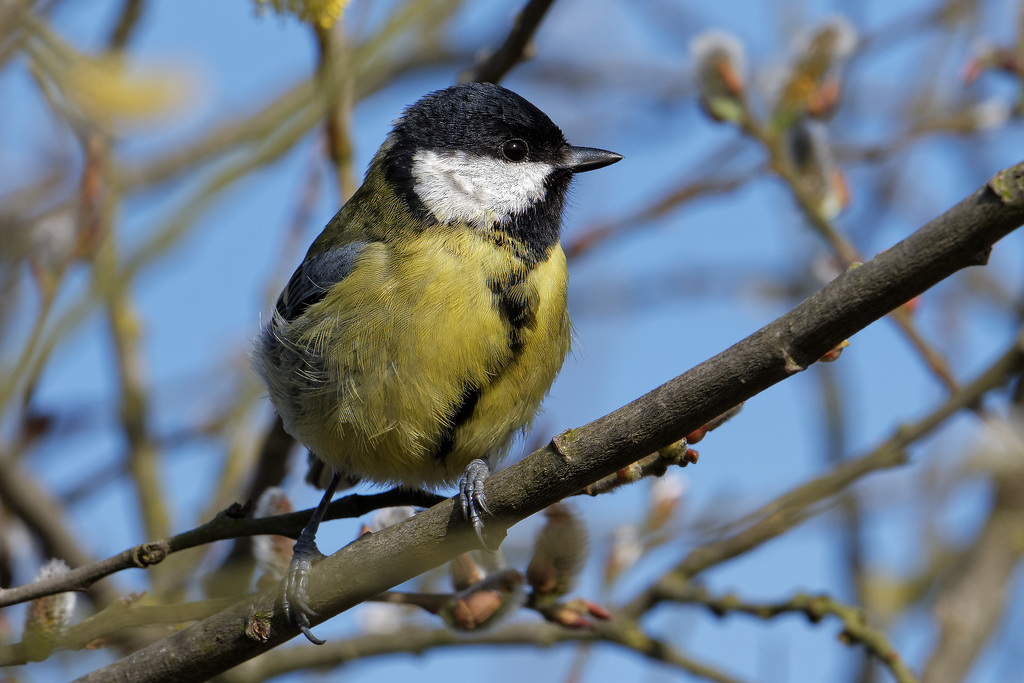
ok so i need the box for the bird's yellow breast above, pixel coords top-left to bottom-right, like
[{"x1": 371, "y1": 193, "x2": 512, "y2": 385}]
[{"x1": 279, "y1": 225, "x2": 571, "y2": 488}]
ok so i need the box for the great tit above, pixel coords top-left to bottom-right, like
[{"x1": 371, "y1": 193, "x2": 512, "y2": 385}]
[{"x1": 255, "y1": 81, "x2": 621, "y2": 642}]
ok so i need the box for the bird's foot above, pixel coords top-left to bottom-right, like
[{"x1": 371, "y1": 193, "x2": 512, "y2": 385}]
[
  {"x1": 459, "y1": 458, "x2": 495, "y2": 549},
  {"x1": 283, "y1": 532, "x2": 326, "y2": 645}
]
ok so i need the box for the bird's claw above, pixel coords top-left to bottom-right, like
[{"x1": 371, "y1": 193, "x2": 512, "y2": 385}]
[
  {"x1": 459, "y1": 459, "x2": 495, "y2": 549},
  {"x1": 283, "y1": 535, "x2": 325, "y2": 645}
]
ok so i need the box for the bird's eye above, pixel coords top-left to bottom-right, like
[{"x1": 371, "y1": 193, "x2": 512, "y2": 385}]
[{"x1": 502, "y1": 138, "x2": 528, "y2": 162}]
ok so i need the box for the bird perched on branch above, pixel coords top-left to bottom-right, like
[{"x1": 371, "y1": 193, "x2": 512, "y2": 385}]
[{"x1": 255, "y1": 81, "x2": 621, "y2": 643}]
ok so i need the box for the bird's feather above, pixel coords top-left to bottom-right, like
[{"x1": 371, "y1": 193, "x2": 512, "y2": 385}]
[{"x1": 276, "y1": 242, "x2": 367, "y2": 321}]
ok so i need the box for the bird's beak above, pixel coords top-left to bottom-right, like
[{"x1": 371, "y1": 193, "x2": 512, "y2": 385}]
[{"x1": 559, "y1": 146, "x2": 623, "y2": 173}]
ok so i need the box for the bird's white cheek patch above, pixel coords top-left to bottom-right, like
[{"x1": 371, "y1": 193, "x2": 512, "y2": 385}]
[{"x1": 411, "y1": 149, "x2": 552, "y2": 228}]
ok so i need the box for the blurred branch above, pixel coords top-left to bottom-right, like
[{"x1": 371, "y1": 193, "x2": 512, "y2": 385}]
[
  {"x1": 0, "y1": 265, "x2": 58, "y2": 416},
  {"x1": 261, "y1": 143, "x2": 329, "y2": 308},
  {"x1": 202, "y1": 376, "x2": 273, "y2": 517},
  {"x1": 70, "y1": 161, "x2": 1024, "y2": 682},
  {"x1": 737, "y1": 103, "x2": 961, "y2": 393},
  {"x1": 0, "y1": 454, "x2": 122, "y2": 609},
  {"x1": 815, "y1": 365, "x2": 869, "y2": 632},
  {"x1": 621, "y1": 471, "x2": 846, "y2": 621},
  {"x1": 114, "y1": 0, "x2": 465, "y2": 193},
  {"x1": 0, "y1": 79, "x2": 334, "y2": 420},
  {"x1": 202, "y1": 415, "x2": 296, "y2": 600},
  {"x1": 0, "y1": 0, "x2": 34, "y2": 67},
  {"x1": 462, "y1": 0, "x2": 556, "y2": 84},
  {"x1": 219, "y1": 619, "x2": 749, "y2": 683},
  {"x1": 106, "y1": 0, "x2": 143, "y2": 52},
  {"x1": 240, "y1": 417, "x2": 296, "y2": 514},
  {"x1": 0, "y1": 596, "x2": 237, "y2": 666},
  {"x1": 922, "y1": 455, "x2": 1024, "y2": 680},
  {"x1": 599, "y1": 623, "x2": 750, "y2": 683},
  {"x1": 657, "y1": 587, "x2": 919, "y2": 683},
  {"x1": 859, "y1": 0, "x2": 979, "y2": 54},
  {"x1": 314, "y1": 22, "x2": 357, "y2": 200},
  {"x1": 565, "y1": 151, "x2": 763, "y2": 259},
  {"x1": 90, "y1": 133, "x2": 172, "y2": 563},
  {"x1": 718, "y1": 326, "x2": 1024, "y2": 542}
]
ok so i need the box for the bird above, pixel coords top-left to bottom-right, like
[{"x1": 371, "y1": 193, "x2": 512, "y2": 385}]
[{"x1": 255, "y1": 81, "x2": 622, "y2": 643}]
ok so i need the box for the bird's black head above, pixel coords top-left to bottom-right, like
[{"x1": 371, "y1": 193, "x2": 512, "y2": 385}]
[{"x1": 380, "y1": 83, "x2": 621, "y2": 260}]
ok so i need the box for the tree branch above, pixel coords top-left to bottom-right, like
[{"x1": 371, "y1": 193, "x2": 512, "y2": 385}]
[
  {"x1": 463, "y1": 0, "x2": 557, "y2": 84},
  {"x1": 0, "y1": 455, "x2": 121, "y2": 609},
  {"x1": 0, "y1": 489, "x2": 445, "y2": 609},
  {"x1": 655, "y1": 587, "x2": 919, "y2": 683},
  {"x1": 921, "y1": 465, "x2": 1024, "y2": 682},
  {"x1": 707, "y1": 327, "x2": 1024, "y2": 546},
  {"x1": 71, "y1": 162, "x2": 1024, "y2": 682},
  {"x1": 221, "y1": 620, "x2": 750, "y2": 683}
]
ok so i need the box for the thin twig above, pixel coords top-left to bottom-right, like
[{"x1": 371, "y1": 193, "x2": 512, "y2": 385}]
[
  {"x1": 0, "y1": 488, "x2": 445, "y2": 609},
  {"x1": 463, "y1": 0, "x2": 557, "y2": 84},
  {"x1": 0, "y1": 597, "x2": 237, "y2": 666},
  {"x1": 657, "y1": 587, "x2": 919, "y2": 683},
  {"x1": 0, "y1": 455, "x2": 121, "y2": 609},
  {"x1": 717, "y1": 327, "x2": 1024, "y2": 541},
  {"x1": 219, "y1": 619, "x2": 750, "y2": 683}
]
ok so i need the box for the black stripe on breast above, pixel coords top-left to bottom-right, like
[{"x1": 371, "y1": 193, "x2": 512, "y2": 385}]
[
  {"x1": 433, "y1": 384, "x2": 483, "y2": 462},
  {"x1": 488, "y1": 267, "x2": 539, "y2": 358}
]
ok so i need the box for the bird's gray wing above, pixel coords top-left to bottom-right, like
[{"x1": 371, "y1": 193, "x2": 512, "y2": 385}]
[{"x1": 275, "y1": 242, "x2": 367, "y2": 321}]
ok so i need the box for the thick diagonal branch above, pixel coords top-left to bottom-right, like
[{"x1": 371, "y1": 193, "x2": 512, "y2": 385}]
[{"x1": 74, "y1": 163, "x2": 1024, "y2": 683}]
